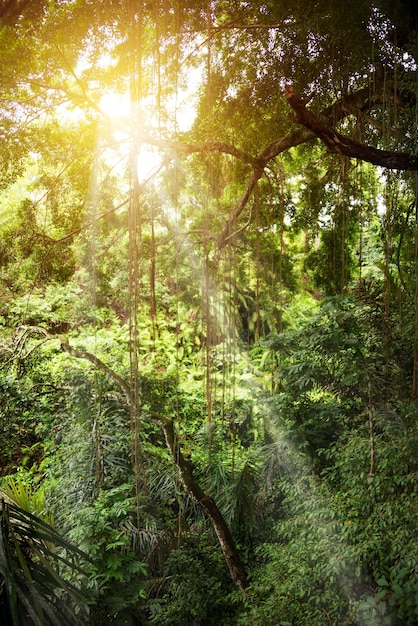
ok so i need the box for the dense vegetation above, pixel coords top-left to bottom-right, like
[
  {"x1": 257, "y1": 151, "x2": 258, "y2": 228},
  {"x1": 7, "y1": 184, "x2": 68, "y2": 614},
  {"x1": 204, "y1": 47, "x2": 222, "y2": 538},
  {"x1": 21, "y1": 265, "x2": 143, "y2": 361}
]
[{"x1": 0, "y1": 1, "x2": 417, "y2": 624}]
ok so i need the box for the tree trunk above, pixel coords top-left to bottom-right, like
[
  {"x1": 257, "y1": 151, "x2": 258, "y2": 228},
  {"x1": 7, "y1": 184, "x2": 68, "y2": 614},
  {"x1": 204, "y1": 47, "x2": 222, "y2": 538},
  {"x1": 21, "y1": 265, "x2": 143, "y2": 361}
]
[{"x1": 158, "y1": 416, "x2": 248, "y2": 591}]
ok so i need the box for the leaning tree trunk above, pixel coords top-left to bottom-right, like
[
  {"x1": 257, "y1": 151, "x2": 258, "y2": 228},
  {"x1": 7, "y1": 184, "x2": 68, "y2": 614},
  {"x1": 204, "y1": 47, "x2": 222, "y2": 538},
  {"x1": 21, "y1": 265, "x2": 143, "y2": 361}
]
[
  {"x1": 60, "y1": 339, "x2": 248, "y2": 590},
  {"x1": 158, "y1": 415, "x2": 248, "y2": 591}
]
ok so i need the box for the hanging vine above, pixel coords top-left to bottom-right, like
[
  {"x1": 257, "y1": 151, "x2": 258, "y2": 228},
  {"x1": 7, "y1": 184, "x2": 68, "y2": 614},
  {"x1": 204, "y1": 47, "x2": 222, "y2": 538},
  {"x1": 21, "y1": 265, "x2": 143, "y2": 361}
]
[
  {"x1": 412, "y1": 176, "x2": 418, "y2": 399},
  {"x1": 128, "y1": 0, "x2": 145, "y2": 528}
]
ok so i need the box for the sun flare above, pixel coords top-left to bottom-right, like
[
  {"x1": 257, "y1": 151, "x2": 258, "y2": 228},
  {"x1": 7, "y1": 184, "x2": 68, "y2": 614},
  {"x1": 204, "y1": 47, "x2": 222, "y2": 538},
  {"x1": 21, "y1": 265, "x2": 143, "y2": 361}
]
[
  {"x1": 98, "y1": 67, "x2": 200, "y2": 185},
  {"x1": 99, "y1": 91, "x2": 131, "y2": 119},
  {"x1": 99, "y1": 91, "x2": 163, "y2": 183}
]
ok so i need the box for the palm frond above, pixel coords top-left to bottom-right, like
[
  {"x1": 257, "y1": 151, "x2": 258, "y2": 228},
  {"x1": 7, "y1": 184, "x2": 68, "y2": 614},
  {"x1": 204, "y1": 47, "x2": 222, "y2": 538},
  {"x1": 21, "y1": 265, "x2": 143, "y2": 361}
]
[
  {"x1": 0, "y1": 499, "x2": 92, "y2": 626},
  {"x1": 0, "y1": 475, "x2": 54, "y2": 527}
]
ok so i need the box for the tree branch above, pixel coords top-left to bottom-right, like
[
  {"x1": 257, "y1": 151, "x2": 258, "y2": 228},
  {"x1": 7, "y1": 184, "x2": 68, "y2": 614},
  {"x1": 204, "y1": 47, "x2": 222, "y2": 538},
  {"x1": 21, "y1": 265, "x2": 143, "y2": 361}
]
[
  {"x1": 59, "y1": 339, "x2": 133, "y2": 406},
  {"x1": 34, "y1": 82, "x2": 388, "y2": 253},
  {"x1": 284, "y1": 84, "x2": 418, "y2": 171},
  {"x1": 0, "y1": 0, "x2": 31, "y2": 24},
  {"x1": 141, "y1": 134, "x2": 258, "y2": 167},
  {"x1": 216, "y1": 84, "x2": 387, "y2": 248}
]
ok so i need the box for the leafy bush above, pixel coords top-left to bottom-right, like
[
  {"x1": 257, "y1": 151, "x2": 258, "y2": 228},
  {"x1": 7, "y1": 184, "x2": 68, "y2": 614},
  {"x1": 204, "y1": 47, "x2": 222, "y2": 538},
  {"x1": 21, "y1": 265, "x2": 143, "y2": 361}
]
[{"x1": 147, "y1": 531, "x2": 237, "y2": 626}]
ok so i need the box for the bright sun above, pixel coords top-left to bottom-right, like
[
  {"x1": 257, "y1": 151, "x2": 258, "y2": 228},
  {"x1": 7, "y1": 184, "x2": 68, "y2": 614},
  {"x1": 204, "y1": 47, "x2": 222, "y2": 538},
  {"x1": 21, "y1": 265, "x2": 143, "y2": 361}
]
[
  {"x1": 99, "y1": 92, "x2": 131, "y2": 119},
  {"x1": 99, "y1": 91, "x2": 163, "y2": 183},
  {"x1": 98, "y1": 68, "x2": 200, "y2": 185}
]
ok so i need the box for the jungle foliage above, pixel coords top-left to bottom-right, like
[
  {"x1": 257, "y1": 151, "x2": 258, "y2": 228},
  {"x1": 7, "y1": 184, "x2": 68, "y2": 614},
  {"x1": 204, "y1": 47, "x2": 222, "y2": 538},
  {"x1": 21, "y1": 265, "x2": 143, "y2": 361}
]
[{"x1": 0, "y1": 1, "x2": 417, "y2": 624}]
